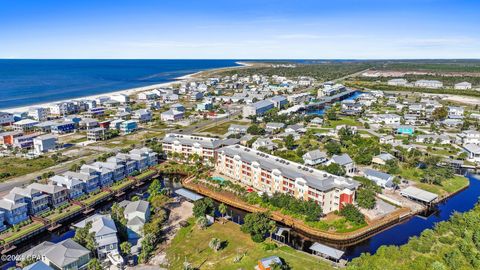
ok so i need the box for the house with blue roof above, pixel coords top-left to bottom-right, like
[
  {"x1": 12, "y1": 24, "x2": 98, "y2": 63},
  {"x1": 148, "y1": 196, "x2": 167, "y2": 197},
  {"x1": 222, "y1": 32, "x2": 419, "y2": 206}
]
[{"x1": 396, "y1": 125, "x2": 415, "y2": 135}]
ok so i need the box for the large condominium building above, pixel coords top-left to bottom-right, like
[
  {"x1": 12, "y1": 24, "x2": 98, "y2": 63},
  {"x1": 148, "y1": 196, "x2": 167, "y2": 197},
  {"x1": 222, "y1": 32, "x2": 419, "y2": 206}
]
[
  {"x1": 414, "y1": 80, "x2": 443, "y2": 89},
  {"x1": 216, "y1": 145, "x2": 359, "y2": 214},
  {"x1": 242, "y1": 100, "x2": 275, "y2": 118},
  {"x1": 162, "y1": 133, "x2": 238, "y2": 161}
]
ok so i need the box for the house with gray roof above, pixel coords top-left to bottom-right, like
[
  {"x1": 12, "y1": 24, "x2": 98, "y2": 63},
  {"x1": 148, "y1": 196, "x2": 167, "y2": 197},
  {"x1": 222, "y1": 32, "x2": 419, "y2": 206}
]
[
  {"x1": 73, "y1": 214, "x2": 119, "y2": 259},
  {"x1": 363, "y1": 168, "x2": 394, "y2": 188},
  {"x1": 29, "y1": 183, "x2": 69, "y2": 207},
  {"x1": 23, "y1": 239, "x2": 90, "y2": 270},
  {"x1": 302, "y1": 150, "x2": 328, "y2": 166},
  {"x1": 464, "y1": 144, "x2": 480, "y2": 163},
  {"x1": 228, "y1": 124, "x2": 249, "y2": 134},
  {"x1": 124, "y1": 200, "x2": 150, "y2": 240},
  {"x1": 242, "y1": 100, "x2": 274, "y2": 118},
  {"x1": 252, "y1": 138, "x2": 277, "y2": 151},
  {"x1": 265, "y1": 122, "x2": 285, "y2": 133},
  {"x1": 372, "y1": 153, "x2": 395, "y2": 166},
  {"x1": 10, "y1": 186, "x2": 50, "y2": 215},
  {"x1": 0, "y1": 193, "x2": 28, "y2": 225},
  {"x1": 329, "y1": 153, "x2": 356, "y2": 176},
  {"x1": 50, "y1": 175, "x2": 85, "y2": 199}
]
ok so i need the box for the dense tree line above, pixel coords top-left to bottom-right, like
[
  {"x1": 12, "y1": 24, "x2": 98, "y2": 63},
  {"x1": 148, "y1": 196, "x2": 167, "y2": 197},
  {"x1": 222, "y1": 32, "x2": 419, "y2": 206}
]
[
  {"x1": 214, "y1": 62, "x2": 373, "y2": 81},
  {"x1": 261, "y1": 192, "x2": 323, "y2": 222},
  {"x1": 347, "y1": 202, "x2": 480, "y2": 270}
]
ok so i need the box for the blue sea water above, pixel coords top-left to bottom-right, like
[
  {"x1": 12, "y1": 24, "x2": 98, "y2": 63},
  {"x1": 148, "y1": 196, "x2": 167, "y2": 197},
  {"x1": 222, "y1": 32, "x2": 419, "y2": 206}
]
[{"x1": 0, "y1": 59, "x2": 240, "y2": 110}]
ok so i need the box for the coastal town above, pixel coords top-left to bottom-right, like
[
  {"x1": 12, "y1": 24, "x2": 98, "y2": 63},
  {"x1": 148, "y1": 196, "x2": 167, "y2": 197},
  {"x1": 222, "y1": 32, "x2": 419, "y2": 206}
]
[{"x1": 0, "y1": 60, "x2": 479, "y2": 270}]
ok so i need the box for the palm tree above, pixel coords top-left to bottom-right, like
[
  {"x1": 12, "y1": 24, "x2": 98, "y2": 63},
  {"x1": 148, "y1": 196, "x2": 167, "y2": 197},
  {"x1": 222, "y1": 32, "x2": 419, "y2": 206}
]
[{"x1": 218, "y1": 203, "x2": 227, "y2": 222}]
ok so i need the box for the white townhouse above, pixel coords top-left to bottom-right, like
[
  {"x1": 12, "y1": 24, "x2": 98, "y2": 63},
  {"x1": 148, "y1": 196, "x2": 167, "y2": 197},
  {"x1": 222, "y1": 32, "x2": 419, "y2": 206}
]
[
  {"x1": 216, "y1": 145, "x2": 359, "y2": 214},
  {"x1": 454, "y1": 82, "x2": 472, "y2": 90},
  {"x1": 414, "y1": 80, "x2": 443, "y2": 89},
  {"x1": 372, "y1": 114, "x2": 402, "y2": 125},
  {"x1": 464, "y1": 144, "x2": 480, "y2": 163},
  {"x1": 457, "y1": 130, "x2": 480, "y2": 145},
  {"x1": 448, "y1": 106, "x2": 465, "y2": 118},
  {"x1": 33, "y1": 134, "x2": 57, "y2": 155},
  {"x1": 387, "y1": 78, "x2": 408, "y2": 86}
]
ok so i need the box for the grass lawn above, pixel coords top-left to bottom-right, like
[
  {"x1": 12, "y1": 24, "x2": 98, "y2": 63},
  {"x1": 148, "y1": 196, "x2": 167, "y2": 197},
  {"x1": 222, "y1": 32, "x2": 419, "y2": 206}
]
[
  {"x1": 45, "y1": 204, "x2": 82, "y2": 222},
  {"x1": 2, "y1": 221, "x2": 45, "y2": 244},
  {"x1": 398, "y1": 166, "x2": 469, "y2": 196},
  {"x1": 165, "y1": 219, "x2": 333, "y2": 270},
  {"x1": 80, "y1": 190, "x2": 110, "y2": 206},
  {"x1": 111, "y1": 178, "x2": 134, "y2": 192},
  {"x1": 136, "y1": 169, "x2": 156, "y2": 181},
  {"x1": 323, "y1": 117, "x2": 362, "y2": 128},
  {"x1": 307, "y1": 128, "x2": 331, "y2": 134},
  {"x1": 200, "y1": 120, "x2": 249, "y2": 135},
  {"x1": 0, "y1": 156, "x2": 59, "y2": 182},
  {"x1": 68, "y1": 137, "x2": 88, "y2": 144}
]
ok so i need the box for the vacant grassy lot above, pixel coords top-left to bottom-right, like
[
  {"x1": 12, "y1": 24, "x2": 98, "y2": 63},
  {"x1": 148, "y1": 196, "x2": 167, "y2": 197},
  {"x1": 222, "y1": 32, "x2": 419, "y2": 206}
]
[
  {"x1": 165, "y1": 219, "x2": 333, "y2": 270},
  {"x1": 323, "y1": 117, "x2": 362, "y2": 128},
  {"x1": 200, "y1": 120, "x2": 249, "y2": 135},
  {"x1": 398, "y1": 166, "x2": 469, "y2": 196},
  {"x1": 0, "y1": 156, "x2": 59, "y2": 181}
]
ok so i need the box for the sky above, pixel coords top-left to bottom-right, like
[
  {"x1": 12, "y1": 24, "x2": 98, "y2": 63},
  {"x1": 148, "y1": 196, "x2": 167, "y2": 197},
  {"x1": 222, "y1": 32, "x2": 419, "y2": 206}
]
[{"x1": 0, "y1": 0, "x2": 479, "y2": 59}]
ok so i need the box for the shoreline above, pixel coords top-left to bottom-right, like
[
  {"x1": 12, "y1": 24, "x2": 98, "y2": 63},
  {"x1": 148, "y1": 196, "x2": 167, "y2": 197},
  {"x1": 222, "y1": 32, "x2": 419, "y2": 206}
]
[{"x1": 2, "y1": 61, "x2": 252, "y2": 114}]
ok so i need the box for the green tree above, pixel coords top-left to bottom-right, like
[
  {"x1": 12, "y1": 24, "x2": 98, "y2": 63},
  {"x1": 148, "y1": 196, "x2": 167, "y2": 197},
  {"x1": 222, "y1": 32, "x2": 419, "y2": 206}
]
[
  {"x1": 284, "y1": 134, "x2": 295, "y2": 150},
  {"x1": 209, "y1": 238, "x2": 222, "y2": 252},
  {"x1": 148, "y1": 179, "x2": 163, "y2": 198},
  {"x1": 339, "y1": 204, "x2": 365, "y2": 225},
  {"x1": 247, "y1": 124, "x2": 265, "y2": 135},
  {"x1": 241, "y1": 212, "x2": 276, "y2": 242},
  {"x1": 87, "y1": 258, "x2": 102, "y2": 270},
  {"x1": 120, "y1": 241, "x2": 132, "y2": 257},
  {"x1": 74, "y1": 221, "x2": 96, "y2": 251},
  {"x1": 325, "y1": 141, "x2": 342, "y2": 156},
  {"x1": 193, "y1": 198, "x2": 215, "y2": 218},
  {"x1": 356, "y1": 189, "x2": 376, "y2": 209},
  {"x1": 218, "y1": 203, "x2": 227, "y2": 218},
  {"x1": 321, "y1": 163, "x2": 346, "y2": 176},
  {"x1": 432, "y1": 107, "x2": 448, "y2": 121}
]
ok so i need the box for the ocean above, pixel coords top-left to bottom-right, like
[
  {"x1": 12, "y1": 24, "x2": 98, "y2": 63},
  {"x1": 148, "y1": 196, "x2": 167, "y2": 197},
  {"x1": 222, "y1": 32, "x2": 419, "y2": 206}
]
[{"x1": 0, "y1": 59, "x2": 240, "y2": 110}]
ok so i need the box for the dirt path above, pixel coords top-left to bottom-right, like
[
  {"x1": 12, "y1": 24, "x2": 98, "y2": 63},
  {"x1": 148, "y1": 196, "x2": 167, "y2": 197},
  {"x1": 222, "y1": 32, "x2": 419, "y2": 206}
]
[{"x1": 147, "y1": 199, "x2": 194, "y2": 267}]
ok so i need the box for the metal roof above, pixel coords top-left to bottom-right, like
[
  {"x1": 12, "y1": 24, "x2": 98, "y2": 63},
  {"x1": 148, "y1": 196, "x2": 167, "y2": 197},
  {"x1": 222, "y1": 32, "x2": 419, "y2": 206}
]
[
  {"x1": 400, "y1": 186, "x2": 438, "y2": 203},
  {"x1": 310, "y1": 242, "x2": 345, "y2": 260},
  {"x1": 175, "y1": 188, "x2": 204, "y2": 201}
]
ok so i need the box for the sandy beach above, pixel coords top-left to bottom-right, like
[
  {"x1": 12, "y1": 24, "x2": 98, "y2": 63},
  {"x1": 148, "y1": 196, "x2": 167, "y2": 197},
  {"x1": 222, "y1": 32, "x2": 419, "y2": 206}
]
[{"x1": 2, "y1": 61, "x2": 252, "y2": 114}]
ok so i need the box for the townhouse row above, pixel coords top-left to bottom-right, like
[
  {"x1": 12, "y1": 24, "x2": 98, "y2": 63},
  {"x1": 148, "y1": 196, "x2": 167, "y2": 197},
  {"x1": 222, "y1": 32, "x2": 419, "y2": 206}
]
[{"x1": 0, "y1": 147, "x2": 157, "y2": 230}]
